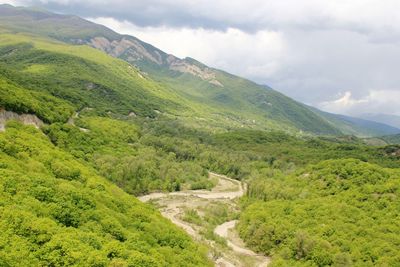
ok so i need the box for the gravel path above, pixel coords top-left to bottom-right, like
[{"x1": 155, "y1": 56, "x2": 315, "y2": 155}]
[{"x1": 138, "y1": 172, "x2": 270, "y2": 267}]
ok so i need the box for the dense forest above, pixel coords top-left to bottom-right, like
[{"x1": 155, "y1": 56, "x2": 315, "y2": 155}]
[
  {"x1": 0, "y1": 122, "x2": 211, "y2": 266},
  {"x1": 239, "y1": 159, "x2": 400, "y2": 266}
]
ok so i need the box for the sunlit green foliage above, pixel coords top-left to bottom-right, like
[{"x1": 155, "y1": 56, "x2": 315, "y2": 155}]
[
  {"x1": 0, "y1": 34, "x2": 184, "y2": 118},
  {"x1": 0, "y1": 77, "x2": 74, "y2": 123},
  {"x1": 43, "y1": 117, "x2": 211, "y2": 195},
  {"x1": 239, "y1": 159, "x2": 400, "y2": 266},
  {"x1": 0, "y1": 122, "x2": 211, "y2": 266}
]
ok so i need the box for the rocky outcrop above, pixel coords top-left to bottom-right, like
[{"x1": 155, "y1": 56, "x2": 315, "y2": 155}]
[
  {"x1": 0, "y1": 109, "x2": 44, "y2": 131},
  {"x1": 89, "y1": 37, "x2": 163, "y2": 64},
  {"x1": 86, "y1": 37, "x2": 223, "y2": 87},
  {"x1": 169, "y1": 59, "x2": 223, "y2": 87}
]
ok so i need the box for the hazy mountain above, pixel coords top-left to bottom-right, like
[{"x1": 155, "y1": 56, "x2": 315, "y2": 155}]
[
  {"x1": 359, "y1": 113, "x2": 400, "y2": 129},
  {"x1": 310, "y1": 108, "x2": 400, "y2": 137}
]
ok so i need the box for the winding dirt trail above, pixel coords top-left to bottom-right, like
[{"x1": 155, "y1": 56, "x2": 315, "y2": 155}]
[{"x1": 138, "y1": 172, "x2": 270, "y2": 267}]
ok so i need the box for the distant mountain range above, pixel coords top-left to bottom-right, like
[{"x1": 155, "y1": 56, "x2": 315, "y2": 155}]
[
  {"x1": 311, "y1": 108, "x2": 400, "y2": 137},
  {"x1": 0, "y1": 3, "x2": 399, "y2": 137},
  {"x1": 359, "y1": 113, "x2": 400, "y2": 129}
]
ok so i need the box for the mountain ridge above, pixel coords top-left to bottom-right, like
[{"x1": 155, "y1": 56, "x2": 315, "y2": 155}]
[
  {"x1": 0, "y1": 4, "x2": 398, "y2": 137},
  {"x1": 360, "y1": 113, "x2": 400, "y2": 129}
]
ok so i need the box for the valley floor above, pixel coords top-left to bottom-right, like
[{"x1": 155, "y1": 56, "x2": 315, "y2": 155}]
[{"x1": 138, "y1": 173, "x2": 271, "y2": 267}]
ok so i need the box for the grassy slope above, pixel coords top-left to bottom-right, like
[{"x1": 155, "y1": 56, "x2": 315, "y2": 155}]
[
  {"x1": 120, "y1": 48, "x2": 343, "y2": 135},
  {"x1": 142, "y1": 65, "x2": 342, "y2": 134},
  {"x1": 0, "y1": 4, "x2": 343, "y2": 135},
  {"x1": 0, "y1": 4, "x2": 119, "y2": 40},
  {"x1": 0, "y1": 122, "x2": 211, "y2": 266},
  {"x1": 0, "y1": 32, "x2": 189, "y2": 119}
]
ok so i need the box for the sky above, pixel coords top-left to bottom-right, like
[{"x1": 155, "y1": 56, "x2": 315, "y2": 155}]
[{"x1": 3, "y1": 0, "x2": 400, "y2": 116}]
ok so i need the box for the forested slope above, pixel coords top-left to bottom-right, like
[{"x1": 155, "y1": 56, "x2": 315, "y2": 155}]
[
  {"x1": 239, "y1": 158, "x2": 400, "y2": 266},
  {"x1": 0, "y1": 122, "x2": 211, "y2": 266}
]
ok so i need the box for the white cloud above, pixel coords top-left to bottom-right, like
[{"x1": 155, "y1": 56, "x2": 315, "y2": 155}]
[
  {"x1": 318, "y1": 90, "x2": 400, "y2": 116},
  {"x1": 0, "y1": 0, "x2": 18, "y2": 5}
]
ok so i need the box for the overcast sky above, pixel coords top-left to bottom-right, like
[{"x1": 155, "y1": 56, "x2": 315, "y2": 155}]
[{"x1": 4, "y1": 0, "x2": 400, "y2": 116}]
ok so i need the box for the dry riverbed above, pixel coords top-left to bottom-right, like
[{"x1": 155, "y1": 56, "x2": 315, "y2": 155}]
[{"x1": 138, "y1": 173, "x2": 270, "y2": 267}]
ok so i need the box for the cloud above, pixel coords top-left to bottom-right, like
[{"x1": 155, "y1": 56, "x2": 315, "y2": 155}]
[
  {"x1": 0, "y1": 0, "x2": 18, "y2": 5},
  {"x1": 318, "y1": 90, "x2": 400, "y2": 116},
  {"x1": 9, "y1": 0, "x2": 400, "y2": 39}
]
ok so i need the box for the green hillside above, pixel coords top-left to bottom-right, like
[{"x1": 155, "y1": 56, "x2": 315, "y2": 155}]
[
  {"x1": 0, "y1": 14, "x2": 214, "y2": 267},
  {"x1": 239, "y1": 159, "x2": 400, "y2": 266},
  {"x1": 206, "y1": 130, "x2": 400, "y2": 266},
  {"x1": 0, "y1": 121, "x2": 211, "y2": 266},
  {"x1": 0, "y1": 33, "x2": 187, "y2": 120},
  {"x1": 381, "y1": 134, "x2": 400, "y2": 145}
]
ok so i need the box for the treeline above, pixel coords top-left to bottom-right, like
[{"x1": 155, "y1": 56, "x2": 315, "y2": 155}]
[{"x1": 43, "y1": 116, "x2": 247, "y2": 195}]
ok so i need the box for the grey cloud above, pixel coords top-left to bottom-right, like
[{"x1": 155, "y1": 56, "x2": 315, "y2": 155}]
[
  {"x1": 12, "y1": 0, "x2": 400, "y2": 37},
  {"x1": 237, "y1": 28, "x2": 400, "y2": 114},
  {"x1": 14, "y1": 0, "x2": 246, "y2": 30}
]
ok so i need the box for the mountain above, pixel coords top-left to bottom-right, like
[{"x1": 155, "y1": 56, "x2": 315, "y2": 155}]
[
  {"x1": 0, "y1": 3, "x2": 395, "y2": 137},
  {"x1": 310, "y1": 108, "x2": 400, "y2": 137},
  {"x1": 359, "y1": 113, "x2": 400, "y2": 129}
]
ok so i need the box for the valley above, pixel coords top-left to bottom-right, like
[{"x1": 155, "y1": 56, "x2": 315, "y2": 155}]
[
  {"x1": 0, "y1": 4, "x2": 399, "y2": 267},
  {"x1": 139, "y1": 173, "x2": 270, "y2": 267}
]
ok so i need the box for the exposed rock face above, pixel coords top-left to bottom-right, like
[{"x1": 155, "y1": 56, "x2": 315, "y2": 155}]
[
  {"x1": 0, "y1": 109, "x2": 44, "y2": 131},
  {"x1": 169, "y1": 60, "x2": 223, "y2": 87},
  {"x1": 86, "y1": 37, "x2": 223, "y2": 87},
  {"x1": 89, "y1": 37, "x2": 163, "y2": 64}
]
